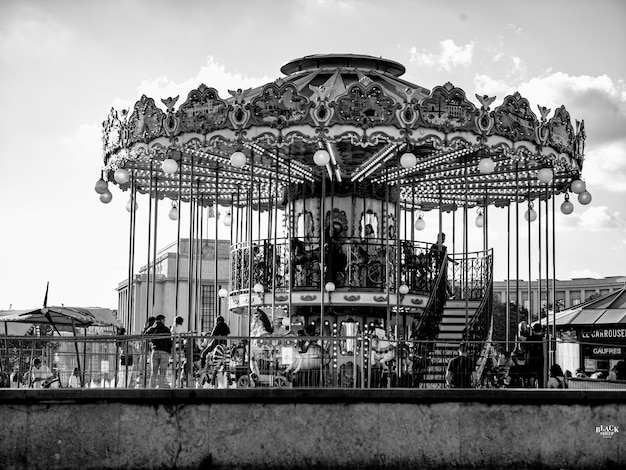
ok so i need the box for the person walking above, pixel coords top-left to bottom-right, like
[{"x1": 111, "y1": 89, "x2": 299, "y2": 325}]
[
  {"x1": 445, "y1": 343, "x2": 475, "y2": 388},
  {"x1": 145, "y1": 315, "x2": 173, "y2": 388}
]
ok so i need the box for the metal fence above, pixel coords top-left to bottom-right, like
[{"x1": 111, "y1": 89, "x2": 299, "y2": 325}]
[{"x1": 2, "y1": 334, "x2": 625, "y2": 390}]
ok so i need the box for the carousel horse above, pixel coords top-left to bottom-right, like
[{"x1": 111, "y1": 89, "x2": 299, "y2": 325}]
[
  {"x1": 370, "y1": 327, "x2": 396, "y2": 371},
  {"x1": 250, "y1": 309, "x2": 324, "y2": 379}
]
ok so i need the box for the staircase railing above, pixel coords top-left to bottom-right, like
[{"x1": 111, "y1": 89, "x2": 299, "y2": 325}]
[
  {"x1": 410, "y1": 250, "x2": 449, "y2": 341},
  {"x1": 463, "y1": 249, "x2": 494, "y2": 365}
]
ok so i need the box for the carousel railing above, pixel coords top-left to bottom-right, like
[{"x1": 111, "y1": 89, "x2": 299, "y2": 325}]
[
  {"x1": 0, "y1": 334, "x2": 498, "y2": 390},
  {"x1": 229, "y1": 237, "x2": 437, "y2": 296},
  {"x1": 449, "y1": 249, "x2": 493, "y2": 301}
]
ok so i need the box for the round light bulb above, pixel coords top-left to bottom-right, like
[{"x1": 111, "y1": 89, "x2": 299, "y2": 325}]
[
  {"x1": 537, "y1": 167, "x2": 554, "y2": 184},
  {"x1": 313, "y1": 149, "x2": 330, "y2": 166},
  {"x1": 168, "y1": 206, "x2": 178, "y2": 221},
  {"x1": 114, "y1": 168, "x2": 130, "y2": 184},
  {"x1": 399, "y1": 152, "x2": 417, "y2": 169},
  {"x1": 125, "y1": 199, "x2": 138, "y2": 213},
  {"x1": 218, "y1": 288, "x2": 228, "y2": 298},
  {"x1": 478, "y1": 157, "x2": 495, "y2": 174},
  {"x1": 399, "y1": 284, "x2": 409, "y2": 295},
  {"x1": 475, "y1": 214, "x2": 484, "y2": 228},
  {"x1": 570, "y1": 179, "x2": 586, "y2": 194},
  {"x1": 524, "y1": 208, "x2": 537, "y2": 222},
  {"x1": 578, "y1": 190, "x2": 592, "y2": 205},
  {"x1": 230, "y1": 151, "x2": 246, "y2": 168},
  {"x1": 253, "y1": 283, "x2": 264, "y2": 294},
  {"x1": 223, "y1": 212, "x2": 232, "y2": 227},
  {"x1": 162, "y1": 158, "x2": 178, "y2": 174},
  {"x1": 99, "y1": 191, "x2": 112, "y2": 204},
  {"x1": 560, "y1": 200, "x2": 574, "y2": 215},
  {"x1": 325, "y1": 282, "x2": 336, "y2": 292},
  {"x1": 94, "y1": 178, "x2": 108, "y2": 194},
  {"x1": 415, "y1": 217, "x2": 426, "y2": 231}
]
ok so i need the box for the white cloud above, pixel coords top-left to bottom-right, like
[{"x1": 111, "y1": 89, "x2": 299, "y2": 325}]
[
  {"x1": 0, "y1": 5, "x2": 73, "y2": 64},
  {"x1": 474, "y1": 74, "x2": 515, "y2": 99},
  {"x1": 512, "y1": 56, "x2": 525, "y2": 74},
  {"x1": 572, "y1": 206, "x2": 626, "y2": 232},
  {"x1": 569, "y1": 269, "x2": 602, "y2": 279},
  {"x1": 410, "y1": 40, "x2": 474, "y2": 71},
  {"x1": 111, "y1": 56, "x2": 272, "y2": 112}
]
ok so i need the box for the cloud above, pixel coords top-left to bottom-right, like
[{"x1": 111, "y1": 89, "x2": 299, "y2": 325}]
[
  {"x1": 568, "y1": 269, "x2": 602, "y2": 279},
  {"x1": 506, "y1": 23, "x2": 523, "y2": 35},
  {"x1": 0, "y1": 5, "x2": 73, "y2": 64},
  {"x1": 112, "y1": 56, "x2": 272, "y2": 112},
  {"x1": 473, "y1": 70, "x2": 626, "y2": 192},
  {"x1": 569, "y1": 206, "x2": 626, "y2": 232},
  {"x1": 582, "y1": 139, "x2": 626, "y2": 192},
  {"x1": 409, "y1": 39, "x2": 474, "y2": 71}
]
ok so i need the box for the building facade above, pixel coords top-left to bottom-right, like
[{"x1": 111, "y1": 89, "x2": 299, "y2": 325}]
[
  {"x1": 493, "y1": 275, "x2": 626, "y2": 316},
  {"x1": 116, "y1": 239, "x2": 231, "y2": 334}
]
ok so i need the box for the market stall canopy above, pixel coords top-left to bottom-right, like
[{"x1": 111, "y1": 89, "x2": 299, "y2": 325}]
[
  {"x1": 0, "y1": 306, "x2": 122, "y2": 330},
  {"x1": 543, "y1": 286, "x2": 626, "y2": 326}
]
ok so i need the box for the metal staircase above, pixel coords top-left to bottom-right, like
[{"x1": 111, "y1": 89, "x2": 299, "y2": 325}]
[
  {"x1": 415, "y1": 249, "x2": 494, "y2": 388},
  {"x1": 422, "y1": 300, "x2": 481, "y2": 386}
]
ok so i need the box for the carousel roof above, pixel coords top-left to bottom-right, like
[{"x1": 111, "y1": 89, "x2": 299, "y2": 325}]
[{"x1": 101, "y1": 54, "x2": 586, "y2": 209}]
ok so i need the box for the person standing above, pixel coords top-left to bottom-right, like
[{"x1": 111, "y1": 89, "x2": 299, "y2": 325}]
[
  {"x1": 430, "y1": 232, "x2": 457, "y2": 298},
  {"x1": 145, "y1": 315, "x2": 173, "y2": 388},
  {"x1": 445, "y1": 344, "x2": 474, "y2": 388},
  {"x1": 171, "y1": 316, "x2": 186, "y2": 387},
  {"x1": 525, "y1": 323, "x2": 545, "y2": 388}
]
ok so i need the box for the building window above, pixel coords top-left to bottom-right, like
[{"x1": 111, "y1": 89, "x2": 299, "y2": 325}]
[{"x1": 200, "y1": 284, "x2": 216, "y2": 333}]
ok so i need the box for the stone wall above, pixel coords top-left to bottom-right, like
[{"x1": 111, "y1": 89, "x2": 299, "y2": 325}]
[{"x1": 0, "y1": 389, "x2": 624, "y2": 469}]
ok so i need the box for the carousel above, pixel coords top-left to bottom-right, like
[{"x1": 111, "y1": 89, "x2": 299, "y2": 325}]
[{"x1": 99, "y1": 54, "x2": 588, "y2": 388}]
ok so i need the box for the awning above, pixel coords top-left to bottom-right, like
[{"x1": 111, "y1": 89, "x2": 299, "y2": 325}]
[
  {"x1": 0, "y1": 306, "x2": 122, "y2": 330},
  {"x1": 543, "y1": 286, "x2": 626, "y2": 327}
]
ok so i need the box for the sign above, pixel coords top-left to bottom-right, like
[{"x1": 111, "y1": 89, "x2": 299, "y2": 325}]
[
  {"x1": 579, "y1": 327, "x2": 626, "y2": 343},
  {"x1": 583, "y1": 345, "x2": 626, "y2": 359}
]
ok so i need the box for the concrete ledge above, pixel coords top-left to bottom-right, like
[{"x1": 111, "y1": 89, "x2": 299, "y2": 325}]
[
  {"x1": 1, "y1": 389, "x2": 625, "y2": 469},
  {"x1": 2, "y1": 387, "x2": 626, "y2": 405}
]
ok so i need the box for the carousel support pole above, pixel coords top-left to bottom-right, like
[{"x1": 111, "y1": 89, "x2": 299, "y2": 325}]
[
  {"x1": 506, "y1": 203, "x2": 511, "y2": 346},
  {"x1": 438, "y1": 185, "x2": 443, "y2": 236},
  {"x1": 538, "y1": 189, "x2": 542, "y2": 327},
  {"x1": 385, "y1": 166, "x2": 391, "y2": 340},
  {"x1": 463, "y1": 156, "x2": 469, "y2": 338},
  {"x1": 247, "y1": 151, "x2": 255, "y2": 342},
  {"x1": 187, "y1": 157, "x2": 195, "y2": 331},
  {"x1": 197, "y1": 194, "x2": 204, "y2": 332},
  {"x1": 146, "y1": 163, "x2": 154, "y2": 322},
  {"x1": 527, "y1": 188, "x2": 533, "y2": 324},
  {"x1": 395, "y1": 156, "x2": 403, "y2": 379},
  {"x1": 552, "y1": 184, "x2": 557, "y2": 364},
  {"x1": 126, "y1": 174, "x2": 137, "y2": 332},
  {"x1": 214, "y1": 169, "x2": 220, "y2": 325},
  {"x1": 151, "y1": 177, "x2": 159, "y2": 313},
  {"x1": 271, "y1": 156, "x2": 279, "y2": 324},
  {"x1": 175, "y1": 161, "x2": 182, "y2": 319},
  {"x1": 287, "y1": 161, "x2": 293, "y2": 327},
  {"x1": 515, "y1": 162, "x2": 520, "y2": 329},
  {"x1": 545, "y1": 184, "x2": 551, "y2": 366},
  {"x1": 320, "y1": 175, "x2": 326, "y2": 340}
]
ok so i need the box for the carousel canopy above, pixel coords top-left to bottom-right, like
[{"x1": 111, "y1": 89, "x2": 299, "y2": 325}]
[
  {"x1": 101, "y1": 53, "x2": 586, "y2": 210},
  {"x1": 543, "y1": 286, "x2": 626, "y2": 327}
]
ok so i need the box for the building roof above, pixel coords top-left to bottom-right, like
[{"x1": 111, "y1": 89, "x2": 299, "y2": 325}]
[{"x1": 544, "y1": 286, "x2": 626, "y2": 326}]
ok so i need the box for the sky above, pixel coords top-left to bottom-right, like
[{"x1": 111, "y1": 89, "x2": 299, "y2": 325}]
[{"x1": 0, "y1": 0, "x2": 625, "y2": 310}]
